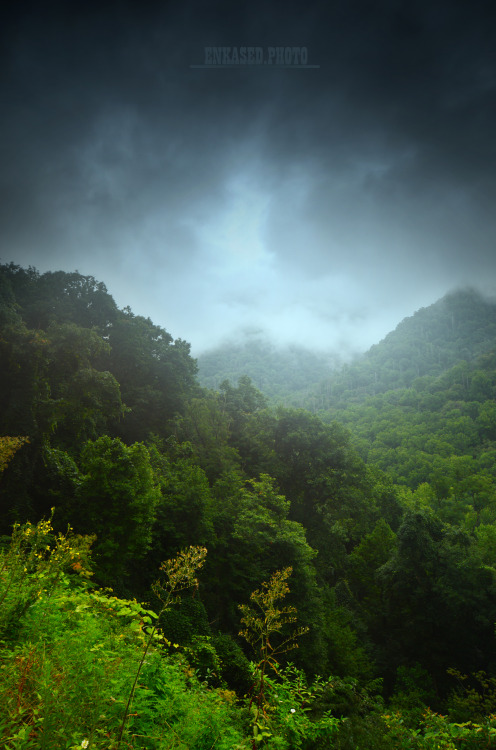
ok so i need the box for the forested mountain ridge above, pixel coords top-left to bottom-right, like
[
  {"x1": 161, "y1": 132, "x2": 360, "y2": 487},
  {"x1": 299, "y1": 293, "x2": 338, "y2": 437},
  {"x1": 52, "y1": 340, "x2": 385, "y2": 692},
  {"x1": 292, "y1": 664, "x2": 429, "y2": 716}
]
[
  {"x1": 3, "y1": 262, "x2": 496, "y2": 748},
  {"x1": 318, "y1": 346, "x2": 496, "y2": 522},
  {"x1": 197, "y1": 337, "x2": 338, "y2": 406},
  {"x1": 311, "y1": 290, "x2": 496, "y2": 530},
  {"x1": 314, "y1": 288, "x2": 496, "y2": 409},
  {"x1": 198, "y1": 288, "x2": 496, "y2": 411}
]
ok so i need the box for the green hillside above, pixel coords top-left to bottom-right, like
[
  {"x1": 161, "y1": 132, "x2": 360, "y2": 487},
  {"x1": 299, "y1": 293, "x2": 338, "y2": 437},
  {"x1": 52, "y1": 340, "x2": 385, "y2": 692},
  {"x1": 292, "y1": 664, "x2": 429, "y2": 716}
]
[
  {"x1": 312, "y1": 289, "x2": 496, "y2": 528},
  {"x1": 313, "y1": 288, "x2": 496, "y2": 409},
  {"x1": 3, "y1": 263, "x2": 496, "y2": 749},
  {"x1": 198, "y1": 289, "x2": 496, "y2": 413}
]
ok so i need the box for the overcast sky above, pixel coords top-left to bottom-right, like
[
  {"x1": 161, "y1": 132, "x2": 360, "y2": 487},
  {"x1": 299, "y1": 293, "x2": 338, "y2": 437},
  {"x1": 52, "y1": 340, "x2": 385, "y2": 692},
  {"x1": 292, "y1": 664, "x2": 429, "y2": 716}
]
[{"x1": 1, "y1": 0, "x2": 496, "y2": 355}]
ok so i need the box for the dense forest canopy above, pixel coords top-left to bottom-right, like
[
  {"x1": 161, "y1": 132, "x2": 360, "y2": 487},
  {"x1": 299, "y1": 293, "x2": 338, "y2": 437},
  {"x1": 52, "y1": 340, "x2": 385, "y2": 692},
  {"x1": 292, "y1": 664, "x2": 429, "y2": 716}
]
[{"x1": 2, "y1": 262, "x2": 496, "y2": 748}]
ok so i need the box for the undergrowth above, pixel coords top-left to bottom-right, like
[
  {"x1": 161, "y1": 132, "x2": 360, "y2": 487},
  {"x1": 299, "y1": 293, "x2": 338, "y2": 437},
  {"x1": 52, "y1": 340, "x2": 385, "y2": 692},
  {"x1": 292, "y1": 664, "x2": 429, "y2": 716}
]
[{"x1": 1, "y1": 516, "x2": 496, "y2": 749}]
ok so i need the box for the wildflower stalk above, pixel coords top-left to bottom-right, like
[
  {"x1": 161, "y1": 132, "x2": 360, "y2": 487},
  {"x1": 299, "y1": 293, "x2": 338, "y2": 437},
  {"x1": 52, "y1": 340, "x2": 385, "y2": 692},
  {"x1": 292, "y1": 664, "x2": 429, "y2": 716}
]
[
  {"x1": 239, "y1": 567, "x2": 309, "y2": 748},
  {"x1": 115, "y1": 546, "x2": 207, "y2": 750}
]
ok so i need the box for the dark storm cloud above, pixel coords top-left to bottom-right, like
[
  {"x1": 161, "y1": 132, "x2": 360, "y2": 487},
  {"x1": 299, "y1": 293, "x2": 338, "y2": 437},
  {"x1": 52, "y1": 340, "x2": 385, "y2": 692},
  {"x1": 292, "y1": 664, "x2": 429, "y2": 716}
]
[{"x1": 1, "y1": 0, "x2": 496, "y2": 351}]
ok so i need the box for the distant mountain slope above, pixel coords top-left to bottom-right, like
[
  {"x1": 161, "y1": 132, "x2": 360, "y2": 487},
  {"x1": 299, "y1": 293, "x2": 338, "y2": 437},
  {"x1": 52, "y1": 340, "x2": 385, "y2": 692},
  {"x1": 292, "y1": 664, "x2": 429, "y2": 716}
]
[
  {"x1": 198, "y1": 289, "x2": 496, "y2": 409},
  {"x1": 313, "y1": 288, "x2": 496, "y2": 410},
  {"x1": 323, "y1": 345, "x2": 496, "y2": 486},
  {"x1": 309, "y1": 288, "x2": 496, "y2": 512},
  {"x1": 197, "y1": 338, "x2": 338, "y2": 406}
]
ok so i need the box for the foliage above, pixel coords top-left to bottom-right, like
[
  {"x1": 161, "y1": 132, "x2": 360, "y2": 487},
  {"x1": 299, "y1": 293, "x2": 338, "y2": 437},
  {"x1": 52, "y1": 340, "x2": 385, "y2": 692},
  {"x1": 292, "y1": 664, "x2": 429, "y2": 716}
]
[
  {"x1": 382, "y1": 709, "x2": 496, "y2": 749},
  {"x1": 106, "y1": 308, "x2": 197, "y2": 444},
  {"x1": 147, "y1": 440, "x2": 214, "y2": 561},
  {"x1": 173, "y1": 393, "x2": 240, "y2": 482},
  {"x1": 255, "y1": 665, "x2": 342, "y2": 749},
  {"x1": 376, "y1": 509, "x2": 496, "y2": 692},
  {"x1": 446, "y1": 669, "x2": 496, "y2": 723},
  {"x1": 0, "y1": 437, "x2": 29, "y2": 474},
  {"x1": 0, "y1": 513, "x2": 94, "y2": 641},
  {"x1": 239, "y1": 567, "x2": 310, "y2": 746},
  {"x1": 73, "y1": 436, "x2": 161, "y2": 588},
  {"x1": 0, "y1": 521, "x2": 248, "y2": 749},
  {"x1": 116, "y1": 545, "x2": 208, "y2": 749}
]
